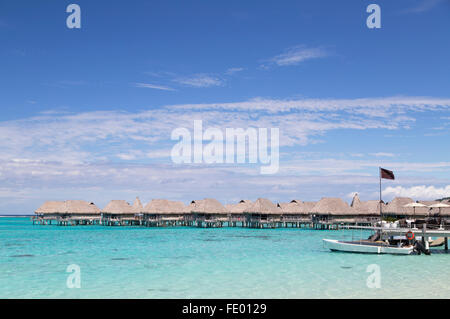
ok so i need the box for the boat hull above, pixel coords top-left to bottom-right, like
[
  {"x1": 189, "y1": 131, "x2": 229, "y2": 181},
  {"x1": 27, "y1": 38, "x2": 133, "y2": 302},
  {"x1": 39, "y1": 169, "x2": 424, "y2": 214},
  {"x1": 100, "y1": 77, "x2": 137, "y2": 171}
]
[{"x1": 323, "y1": 239, "x2": 414, "y2": 255}]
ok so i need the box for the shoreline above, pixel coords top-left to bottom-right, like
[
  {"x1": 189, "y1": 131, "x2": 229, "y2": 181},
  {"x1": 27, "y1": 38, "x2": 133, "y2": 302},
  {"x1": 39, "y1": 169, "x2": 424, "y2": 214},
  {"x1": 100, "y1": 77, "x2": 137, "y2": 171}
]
[{"x1": 0, "y1": 215, "x2": 33, "y2": 218}]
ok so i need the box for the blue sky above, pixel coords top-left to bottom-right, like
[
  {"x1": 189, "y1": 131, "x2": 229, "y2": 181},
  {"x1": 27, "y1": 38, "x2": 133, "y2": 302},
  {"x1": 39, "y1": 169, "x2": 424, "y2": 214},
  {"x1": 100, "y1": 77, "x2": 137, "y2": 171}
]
[{"x1": 1, "y1": 0, "x2": 450, "y2": 213}]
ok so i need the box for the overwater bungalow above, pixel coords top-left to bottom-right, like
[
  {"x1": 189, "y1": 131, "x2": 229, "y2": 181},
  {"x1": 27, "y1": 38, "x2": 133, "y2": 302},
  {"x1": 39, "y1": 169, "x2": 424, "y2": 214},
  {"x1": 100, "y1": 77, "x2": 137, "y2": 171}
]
[
  {"x1": 34, "y1": 195, "x2": 450, "y2": 230},
  {"x1": 65, "y1": 200, "x2": 101, "y2": 224},
  {"x1": 34, "y1": 200, "x2": 101, "y2": 225},
  {"x1": 310, "y1": 197, "x2": 357, "y2": 229},
  {"x1": 244, "y1": 198, "x2": 282, "y2": 228},
  {"x1": 383, "y1": 197, "x2": 415, "y2": 218},
  {"x1": 277, "y1": 200, "x2": 313, "y2": 226},
  {"x1": 225, "y1": 200, "x2": 252, "y2": 226},
  {"x1": 35, "y1": 201, "x2": 65, "y2": 223},
  {"x1": 190, "y1": 198, "x2": 228, "y2": 227},
  {"x1": 350, "y1": 193, "x2": 383, "y2": 224},
  {"x1": 143, "y1": 199, "x2": 187, "y2": 227},
  {"x1": 101, "y1": 200, "x2": 139, "y2": 226},
  {"x1": 132, "y1": 197, "x2": 144, "y2": 214}
]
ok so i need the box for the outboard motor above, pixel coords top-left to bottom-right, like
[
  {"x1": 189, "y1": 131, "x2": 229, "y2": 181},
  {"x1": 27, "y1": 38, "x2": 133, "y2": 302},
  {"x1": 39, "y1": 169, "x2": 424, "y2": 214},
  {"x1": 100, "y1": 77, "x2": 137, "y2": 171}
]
[
  {"x1": 414, "y1": 241, "x2": 430, "y2": 255},
  {"x1": 368, "y1": 233, "x2": 380, "y2": 242}
]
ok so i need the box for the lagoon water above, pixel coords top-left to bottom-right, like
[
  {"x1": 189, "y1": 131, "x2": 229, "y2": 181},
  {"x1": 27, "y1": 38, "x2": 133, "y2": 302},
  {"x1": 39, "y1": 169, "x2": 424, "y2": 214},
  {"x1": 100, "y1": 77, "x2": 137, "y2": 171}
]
[{"x1": 0, "y1": 217, "x2": 449, "y2": 298}]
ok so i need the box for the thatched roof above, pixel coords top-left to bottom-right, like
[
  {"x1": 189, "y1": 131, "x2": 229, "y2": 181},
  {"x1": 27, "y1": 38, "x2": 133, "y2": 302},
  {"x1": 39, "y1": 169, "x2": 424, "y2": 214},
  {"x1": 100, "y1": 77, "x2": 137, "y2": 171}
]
[
  {"x1": 383, "y1": 198, "x2": 433, "y2": 216},
  {"x1": 350, "y1": 193, "x2": 362, "y2": 208},
  {"x1": 132, "y1": 197, "x2": 143, "y2": 213},
  {"x1": 225, "y1": 200, "x2": 252, "y2": 213},
  {"x1": 277, "y1": 202, "x2": 298, "y2": 214},
  {"x1": 362, "y1": 200, "x2": 384, "y2": 215},
  {"x1": 190, "y1": 198, "x2": 228, "y2": 214},
  {"x1": 35, "y1": 201, "x2": 66, "y2": 214},
  {"x1": 384, "y1": 197, "x2": 415, "y2": 215},
  {"x1": 311, "y1": 198, "x2": 354, "y2": 215},
  {"x1": 434, "y1": 200, "x2": 450, "y2": 216},
  {"x1": 35, "y1": 200, "x2": 100, "y2": 214},
  {"x1": 102, "y1": 200, "x2": 134, "y2": 214},
  {"x1": 144, "y1": 199, "x2": 186, "y2": 214},
  {"x1": 302, "y1": 201, "x2": 317, "y2": 212},
  {"x1": 350, "y1": 194, "x2": 382, "y2": 216},
  {"x1": 278, "y1": 200, "x2": 312, "y2": 214},
  {"x1": 244, "y1": 198, "x2": 281, "y2": 214},
  {"x1": 66, "y1": 200, "x2": 100, "y2": 214}
]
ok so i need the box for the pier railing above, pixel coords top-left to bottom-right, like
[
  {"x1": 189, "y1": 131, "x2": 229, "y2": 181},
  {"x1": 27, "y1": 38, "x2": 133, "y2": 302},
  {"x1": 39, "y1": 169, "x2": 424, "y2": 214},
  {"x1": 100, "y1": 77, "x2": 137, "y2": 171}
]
[{"x1": 30, "y1": 211, "x2": 410, "y2": 229}]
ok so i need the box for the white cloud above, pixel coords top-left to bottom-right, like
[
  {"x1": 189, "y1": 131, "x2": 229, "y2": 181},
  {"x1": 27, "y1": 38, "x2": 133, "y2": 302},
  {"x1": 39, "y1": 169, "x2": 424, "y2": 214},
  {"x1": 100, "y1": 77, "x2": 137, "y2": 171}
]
[
  {"x1": 370, "y1": 152, "x2": 395, "y2": 157},
  {"x1": 1, "y1": 155, "x2": 450, "y2": 213},
  {"x1": 346, "y1": 191, "x2": 358, "y2": 199},
  {"x1": 279, "y1": 158, "x2": 450, "y2": 175},
  {"x1": 168, "y1": 96, "x2": 450, "y2": 114},
  {"x1": 264, "y1": 45, "x2": 327, "y2": 67},
  {"x1": 0, "y1": 95, "x2": 449, "y2": 212},
  {"x1": 383, "y1": 185, "x2": 450, "y2": 200},
  {"x1": 405, "y1": 0, "x2": 445, "y2": 13},
  {"x1": 173, "y1": 74, "x2": 224, "y2": 88},
  {"x1": 116, "y1": 153, "x2": 138, "y2": 160},
  {"x1": 225, "y1": 67, "x2": 244, "y2": 75},
  {"x1": 146, "y1": 149, "x2": 171, "y2": 159},
  {"x1": 0, "y1": 96, "x2": 448, "y2": 165},
  {"x1": 134, "y1": 82, "x2": 176, "y2": 91}
]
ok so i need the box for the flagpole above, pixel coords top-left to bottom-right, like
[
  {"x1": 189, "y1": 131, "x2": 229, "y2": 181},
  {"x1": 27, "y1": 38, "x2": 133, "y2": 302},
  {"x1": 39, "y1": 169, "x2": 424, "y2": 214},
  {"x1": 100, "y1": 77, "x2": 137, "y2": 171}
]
[{"x1": 379, "y1": 167, "x2": 382, "y2": 221}]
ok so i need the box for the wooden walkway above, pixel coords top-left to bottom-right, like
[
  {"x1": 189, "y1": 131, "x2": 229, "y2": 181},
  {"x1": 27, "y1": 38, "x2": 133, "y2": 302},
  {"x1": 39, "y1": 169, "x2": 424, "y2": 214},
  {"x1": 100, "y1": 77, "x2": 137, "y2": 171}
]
[{"x1": 33, "y1": 213, "x2": 379, "y2": 230}]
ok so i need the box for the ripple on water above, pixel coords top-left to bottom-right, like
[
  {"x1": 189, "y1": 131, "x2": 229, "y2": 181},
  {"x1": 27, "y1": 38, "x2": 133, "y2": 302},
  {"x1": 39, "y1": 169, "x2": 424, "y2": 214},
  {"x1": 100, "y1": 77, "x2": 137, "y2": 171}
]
[
  {"x1": 5, "y1": 242, "x2": 24, "y2": 247},
  {"x1": 1, "y1": 218, "x2": 450, "y2": 298}
]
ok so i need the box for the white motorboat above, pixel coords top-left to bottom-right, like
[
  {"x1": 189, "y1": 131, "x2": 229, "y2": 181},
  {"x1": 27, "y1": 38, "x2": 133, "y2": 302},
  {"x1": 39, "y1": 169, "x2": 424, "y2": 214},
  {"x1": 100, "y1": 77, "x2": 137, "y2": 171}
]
[{"x1": 323, "y1": 239, "x2": 414, "y2": 255}]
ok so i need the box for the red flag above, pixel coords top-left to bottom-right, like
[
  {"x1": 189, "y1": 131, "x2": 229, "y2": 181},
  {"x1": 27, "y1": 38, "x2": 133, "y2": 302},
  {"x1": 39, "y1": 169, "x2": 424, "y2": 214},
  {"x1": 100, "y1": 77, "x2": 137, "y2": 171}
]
[{"x1": 380, "y1": 168, "x2": 395, "y2": 180}]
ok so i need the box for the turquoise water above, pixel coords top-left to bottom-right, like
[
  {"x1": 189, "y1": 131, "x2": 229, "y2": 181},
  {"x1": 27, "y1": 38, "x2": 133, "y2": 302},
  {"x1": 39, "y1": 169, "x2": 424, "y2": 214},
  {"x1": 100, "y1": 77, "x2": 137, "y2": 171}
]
[{"x1": 0, "y1": 217, "x2": 449, "y2": 298}]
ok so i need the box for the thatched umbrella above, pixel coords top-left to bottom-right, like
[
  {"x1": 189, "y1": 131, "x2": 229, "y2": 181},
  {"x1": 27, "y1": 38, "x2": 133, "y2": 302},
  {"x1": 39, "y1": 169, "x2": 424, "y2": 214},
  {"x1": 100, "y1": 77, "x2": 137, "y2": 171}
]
[
  {"x1": 403, "y1": 202, "x2": 427, "y2": 218},
  {"x1": 428, "y1": 202, "x2": 450, "y2": 216}
]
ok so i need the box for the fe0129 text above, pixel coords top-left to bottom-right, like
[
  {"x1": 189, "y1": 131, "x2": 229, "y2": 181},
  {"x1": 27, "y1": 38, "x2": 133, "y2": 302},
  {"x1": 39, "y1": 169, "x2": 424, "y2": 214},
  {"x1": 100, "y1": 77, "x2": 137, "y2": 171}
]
[{"x1": 226, "y1": 304, "x2": 267, "y2": 314}]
